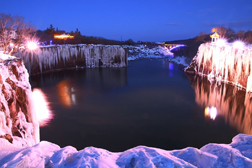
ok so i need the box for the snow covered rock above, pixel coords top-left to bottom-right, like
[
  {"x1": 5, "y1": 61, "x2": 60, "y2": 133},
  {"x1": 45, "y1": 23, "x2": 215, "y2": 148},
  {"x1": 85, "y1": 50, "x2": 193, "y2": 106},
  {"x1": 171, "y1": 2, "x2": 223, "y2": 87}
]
[
  {"x1": 16, "y1": 44, "x2": 128, "y2": 75},
  {"x1": 1, "y1": 134, "x2": 252, "y2": 167},
  {"x1": 185, "y1": 42, "x2": 252, "y2": 92},
  {"x1": 0, "y1": 55, "x2": 39, "y2": 147}
]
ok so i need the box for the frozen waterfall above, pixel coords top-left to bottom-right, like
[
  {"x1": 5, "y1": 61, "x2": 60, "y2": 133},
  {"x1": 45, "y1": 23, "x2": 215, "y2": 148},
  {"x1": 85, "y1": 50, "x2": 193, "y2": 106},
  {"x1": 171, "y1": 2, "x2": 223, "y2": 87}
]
[
  {"x1": 16, "y1": 44, "x2": 128, "y2": 75},
  {"x1": 185, "y1": 42, "x2": 252, "y2": 92}
]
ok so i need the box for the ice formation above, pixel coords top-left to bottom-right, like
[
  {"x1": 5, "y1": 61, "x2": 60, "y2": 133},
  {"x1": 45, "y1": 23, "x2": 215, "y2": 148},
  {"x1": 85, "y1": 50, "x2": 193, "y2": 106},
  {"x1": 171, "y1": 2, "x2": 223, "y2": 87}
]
[
  {"x1": 0, "y1": 54, "x2": 39, "y2": 147},
  {"x1": 16, "y1": 44, "x2": 128, "y2": 74},
  {"x1": 185, "y1": 42, "x2": 252, "y2": 92}
]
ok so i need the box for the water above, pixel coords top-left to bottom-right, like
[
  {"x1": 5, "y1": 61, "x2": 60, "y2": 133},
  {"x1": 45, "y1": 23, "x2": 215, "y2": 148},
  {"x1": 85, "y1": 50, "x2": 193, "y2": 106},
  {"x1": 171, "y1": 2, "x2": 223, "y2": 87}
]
[{"x1": 30, "y1": 59, "x2": 241, "y2": 152}]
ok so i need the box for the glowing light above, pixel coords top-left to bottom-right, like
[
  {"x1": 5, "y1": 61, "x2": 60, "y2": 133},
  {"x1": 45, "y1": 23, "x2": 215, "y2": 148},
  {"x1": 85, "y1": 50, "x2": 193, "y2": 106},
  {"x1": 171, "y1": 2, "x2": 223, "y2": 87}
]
[
  {"x1": 54, "y1": 34, "x2": 74, "y2": 40},
  {"x1": 27, "y1": 41, "x2": 38, "y2": 50},
  {"x1": 169, "y1": 44, "x2": 186, "y2": 51},
  {"x1": 9, "y1": 43, "x2": 14, "y2": 47},
  {"x1": 204, "y1": 107, "x2": 217, "y2": 120},
  {"x1": 211, "y1": 28, "x2": 217, "y2": 33},
  {"x1": 215, "y1": 38, "x2": 227, "y2": 47},
  {"x1": 32, "y1": 89, "x2": 53, "y2": 127},
  {"x1": 233, "y1": 40, "x2": 245, "y2": 49}
]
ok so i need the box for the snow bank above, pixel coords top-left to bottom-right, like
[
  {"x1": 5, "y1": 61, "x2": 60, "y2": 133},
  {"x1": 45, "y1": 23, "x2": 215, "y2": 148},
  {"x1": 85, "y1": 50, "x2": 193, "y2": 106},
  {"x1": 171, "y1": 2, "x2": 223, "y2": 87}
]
[
  {"x1": 126, "y1": 45, "x2": 174, "y2": 61},
  {"x1": 1, "y1": 134, "x2": 252, "y2": 167}
]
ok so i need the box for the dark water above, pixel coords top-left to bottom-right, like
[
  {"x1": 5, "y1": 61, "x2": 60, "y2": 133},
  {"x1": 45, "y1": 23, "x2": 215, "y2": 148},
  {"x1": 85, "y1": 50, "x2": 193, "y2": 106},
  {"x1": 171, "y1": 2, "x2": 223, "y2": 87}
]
[{"x1": 30, "y1": 59, "x2": 244, "y2": 152}]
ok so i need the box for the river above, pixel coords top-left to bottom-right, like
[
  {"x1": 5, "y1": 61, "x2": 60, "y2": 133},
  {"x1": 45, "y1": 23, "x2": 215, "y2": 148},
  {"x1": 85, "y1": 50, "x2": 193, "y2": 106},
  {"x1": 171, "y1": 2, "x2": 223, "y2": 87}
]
[{"x1": 30, "y1": 59, "x2": 241, "y2": 152}]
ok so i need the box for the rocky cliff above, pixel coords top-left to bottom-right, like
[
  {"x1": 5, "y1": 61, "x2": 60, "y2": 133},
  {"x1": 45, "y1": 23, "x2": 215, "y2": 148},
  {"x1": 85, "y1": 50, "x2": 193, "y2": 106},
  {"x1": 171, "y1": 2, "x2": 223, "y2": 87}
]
[{"x1": 0, "y1": 55, "x2": 39, "y2": 147}]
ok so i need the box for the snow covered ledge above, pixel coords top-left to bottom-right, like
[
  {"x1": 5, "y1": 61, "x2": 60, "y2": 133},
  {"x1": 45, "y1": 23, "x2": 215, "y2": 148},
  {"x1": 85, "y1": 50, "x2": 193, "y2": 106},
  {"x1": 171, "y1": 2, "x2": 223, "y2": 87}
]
[{"x1": 0, "y1": 54, "x2": 39, "y2": 147}]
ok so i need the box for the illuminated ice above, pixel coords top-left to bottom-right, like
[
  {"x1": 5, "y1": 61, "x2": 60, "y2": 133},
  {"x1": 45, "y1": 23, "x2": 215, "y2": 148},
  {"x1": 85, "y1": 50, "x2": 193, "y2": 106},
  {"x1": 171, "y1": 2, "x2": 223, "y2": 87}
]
[{"x1": 186, "y1": 42, "x2": 252, "y2": 92}]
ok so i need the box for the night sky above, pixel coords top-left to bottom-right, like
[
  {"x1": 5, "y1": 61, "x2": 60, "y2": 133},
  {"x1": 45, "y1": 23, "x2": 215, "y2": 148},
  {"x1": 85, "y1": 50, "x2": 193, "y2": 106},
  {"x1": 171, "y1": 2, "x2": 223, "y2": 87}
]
[{"x1": 1, "y1": 0, "x2": 252, "y2": 42}]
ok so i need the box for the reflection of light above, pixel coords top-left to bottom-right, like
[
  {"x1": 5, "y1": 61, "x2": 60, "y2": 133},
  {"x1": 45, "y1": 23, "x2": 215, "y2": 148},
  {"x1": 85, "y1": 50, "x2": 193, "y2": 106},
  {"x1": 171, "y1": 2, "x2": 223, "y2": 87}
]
[
  {"x1": 169, "y1": 63, "x2": 174, "y2": 70},
  {"x1": 57, "y1": 81, "x2": 76, "y2": 107},
  {"x1": 27, "y1": 41, "x2": 38, "y2": 50},
  {"x1": 32, "y1": 88, "x2": 53, "y2": 127},
  {"x1": 233, "y1": 41, "x2": 245, "y2": 49},
  {"x1": 205, "y1": 107, "x2": 217, "y2": 120}
]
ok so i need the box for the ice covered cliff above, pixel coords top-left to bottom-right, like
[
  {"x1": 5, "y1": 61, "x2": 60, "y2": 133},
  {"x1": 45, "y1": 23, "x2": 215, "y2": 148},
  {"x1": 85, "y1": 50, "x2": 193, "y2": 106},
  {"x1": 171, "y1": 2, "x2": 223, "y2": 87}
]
[
  {"x1": 16, "y1": 44, "x2": 128, "y2": 75},
  {"x1": 0, "y1": 54, "x2": 39, "y2": 147},
  {"x1": 185, "y1": 42, "x2": 252, "y2": 92}
]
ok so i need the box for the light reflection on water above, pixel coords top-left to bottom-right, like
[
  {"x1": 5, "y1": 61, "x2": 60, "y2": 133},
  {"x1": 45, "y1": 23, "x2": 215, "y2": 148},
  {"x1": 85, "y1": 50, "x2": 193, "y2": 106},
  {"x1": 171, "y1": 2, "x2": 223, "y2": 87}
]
[
  {"x1": 32, "y1": 88, "x2": 53, "y2": 127},
  {"x1": 57, "y1": 81, "x2": 76, "y2": 107},
  {"x1": 188, "y1": 74, "x2": 252, "y2": 134}
]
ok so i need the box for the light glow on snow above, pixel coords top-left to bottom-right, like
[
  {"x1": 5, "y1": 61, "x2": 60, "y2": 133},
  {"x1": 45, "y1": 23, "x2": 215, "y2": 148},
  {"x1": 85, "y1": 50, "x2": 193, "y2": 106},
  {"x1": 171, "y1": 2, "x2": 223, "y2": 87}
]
[
  {"x1": 233, "y1": 40, "x2": 245, "y2": 49},
  {"x1": 205, "y1": 107, "x2": 217, "y2": 120},
  {"x1": 32, "y1": 88, "x2": 53, "y2": 127},
  {"x1": 9, "y1": 43, "x2": 14, "y2": 47},
  {"x1": 27, "y1": 41, "x2": 38, "y2": 50},
  {"x1": 215, "y1": 38, "x2": 227, "y2": 46}
]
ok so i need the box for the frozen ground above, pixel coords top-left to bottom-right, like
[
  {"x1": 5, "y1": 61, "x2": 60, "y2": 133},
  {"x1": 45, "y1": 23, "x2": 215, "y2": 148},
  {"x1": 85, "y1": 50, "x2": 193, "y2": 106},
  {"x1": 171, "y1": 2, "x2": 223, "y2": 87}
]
[
  {"x1": 126, "y1": 45, "x2": 190, "y2": 67},
  {"x1": 1, "y1": 134, "x2": 252, "y2": 167}
]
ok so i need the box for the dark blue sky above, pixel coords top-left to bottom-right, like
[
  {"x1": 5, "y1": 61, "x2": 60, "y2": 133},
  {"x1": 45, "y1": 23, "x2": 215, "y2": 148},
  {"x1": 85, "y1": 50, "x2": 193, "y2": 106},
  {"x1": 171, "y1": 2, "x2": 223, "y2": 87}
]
[{"x1": 1, "y1": 0, "x2": 252, "y2": 42}]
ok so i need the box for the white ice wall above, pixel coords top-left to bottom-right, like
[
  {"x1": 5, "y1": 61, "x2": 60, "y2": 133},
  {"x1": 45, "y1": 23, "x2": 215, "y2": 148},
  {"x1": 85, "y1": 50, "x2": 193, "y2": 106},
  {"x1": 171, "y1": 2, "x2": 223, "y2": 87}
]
[
  {"x1": 189, "y1": 42, "x2": 252, "y2": 92},
  {"x1": 17, "y1": 44, "x2": 127, "y2": 74}
]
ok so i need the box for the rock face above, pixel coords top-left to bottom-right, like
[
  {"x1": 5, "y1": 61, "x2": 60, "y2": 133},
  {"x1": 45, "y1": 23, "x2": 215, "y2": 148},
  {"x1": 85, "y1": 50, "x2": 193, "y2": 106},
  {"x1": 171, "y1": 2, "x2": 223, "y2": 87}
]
[
  {"x1": 0, "y1": 57, "x2": 39, "y2": 147},
  {"x1": 17, "y1": 44, "x2": 128, "y2": 75},
  {"x1": 185, "y1": 42, "x2": 252, "y2": 92}
]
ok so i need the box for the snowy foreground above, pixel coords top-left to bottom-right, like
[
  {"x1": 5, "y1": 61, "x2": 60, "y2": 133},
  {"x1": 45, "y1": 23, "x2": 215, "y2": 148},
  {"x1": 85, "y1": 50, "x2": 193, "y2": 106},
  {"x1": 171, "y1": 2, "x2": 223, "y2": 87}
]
[{"x1": 1, "y1": 134, "x2": 252, "y2": 167}]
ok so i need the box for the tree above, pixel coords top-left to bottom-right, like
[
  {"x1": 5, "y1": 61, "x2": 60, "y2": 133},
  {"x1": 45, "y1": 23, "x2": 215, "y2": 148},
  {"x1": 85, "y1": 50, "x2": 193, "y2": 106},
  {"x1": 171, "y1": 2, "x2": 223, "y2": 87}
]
[
  {"x1": 44, "y1": 24, "x2": 55, "y2": 34},
  {"x1": 215, "y1": 27, "x2": 235, "y2": 40},
  {"x1": 0, "y1": 13, "x2": 36, "y2": 54},
  {"x1": 196, "y1": 32, "x2": 210, "y2": 43}
]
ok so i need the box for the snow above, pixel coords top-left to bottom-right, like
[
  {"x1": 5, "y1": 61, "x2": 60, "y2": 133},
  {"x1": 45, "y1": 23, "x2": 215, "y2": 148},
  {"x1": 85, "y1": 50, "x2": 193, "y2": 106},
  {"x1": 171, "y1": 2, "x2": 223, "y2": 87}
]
[
  {"x1": 1, "y1": 134, "x2": 252, "y2": 167},
  {"x1": 126, "y1": 45, "x2": 190, "y2": 67},
  {"x1": 0, "y1": 52, "x2": 16, "y2": 60},
  {"x1": 126, "y1": 45, "x2": 174, "y2": 61},
  {"x1": 187, "y1": 42, "x2": 252, "y2": 92}
]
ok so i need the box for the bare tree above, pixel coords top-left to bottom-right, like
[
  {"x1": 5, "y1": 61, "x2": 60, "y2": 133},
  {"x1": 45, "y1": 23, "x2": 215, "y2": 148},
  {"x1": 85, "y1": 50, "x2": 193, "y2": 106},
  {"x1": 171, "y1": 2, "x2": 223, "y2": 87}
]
[
  {"x1": 196, "y1": 32, "x2": 209, "y2": 42},
  {"x1": 215, "y1": 27, "x2": 235, "y2": 39},
  {"x1": 0, "y1": 13, "x2": 36, "y2": 54}
]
